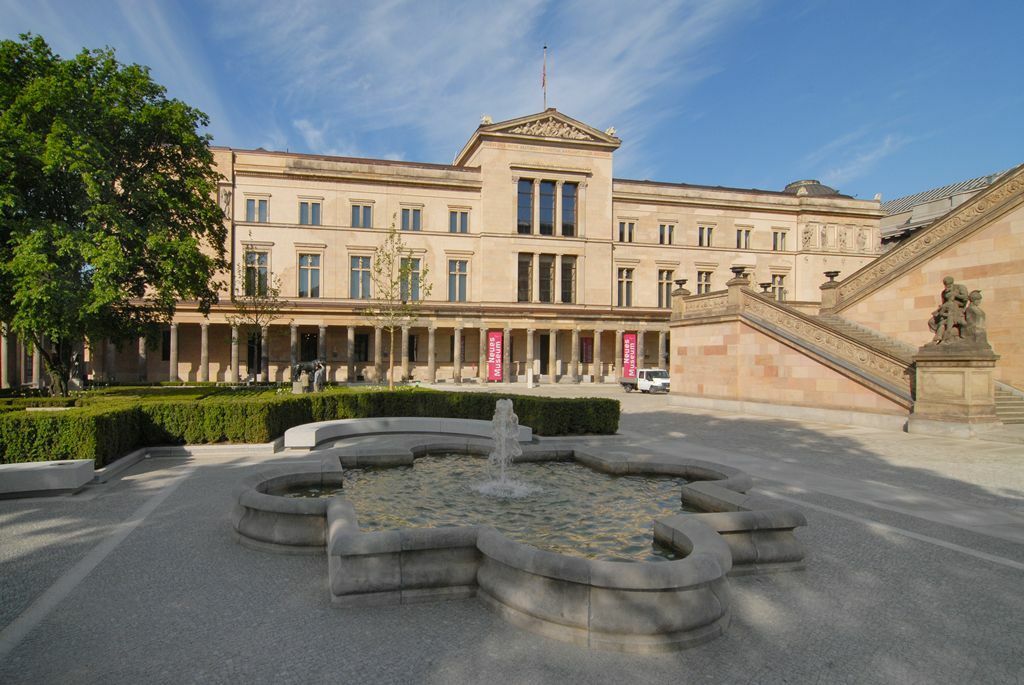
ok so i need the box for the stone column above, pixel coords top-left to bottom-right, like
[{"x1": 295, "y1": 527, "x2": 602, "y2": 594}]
[
  {"x1": 230, "y1": 325, "x2": 239, "y2": 383},
  {"x1": 637, "y1": 329, "x2": 646, "y2": 369},
  {"x1": 168, "y1": 323, "x2": 179, "y2": 382},
  {"x1": 346, "y1": 326, "x2": 355, "y2": 382},
  {"x1": 526, "y1": 328, "x2": 535, "y2": 378},
  {"x1": 0, "y1": 323, "x2": 8, "y2": 389},
  {"x1": 478, "y1": 327, "x2": 487, "y2": 382},
  {"x1": 658, "y1": 330, "x2": 668, "y2": 369},
  {"x1": 427, "y1": 325, "x2": 436, "y2": 383},
  {"x1": 318, "y1": 325, "x2": 327, "y2": 362},
  {"x1": 502, "y1": 327, "x2": 511, "y2": 384},
  {"x1": 400, "y1": 325, "x2": 410, "y2": 382},
  {"x1": 615, "y1": 329, "x2": 624, "y2": 380},
  {"x1": 593, "y1": 330, "x2": 603, "y2": 382},
  {"x1": 289, "y1": 323, "x2": 298, "y2": 370},
  {"x1": 548, "y1": 329, "x2": 558, "y2": 382},
  {"x1": 453, "y1": 326, "x2": 463, "y2": 384},
  {"x1": 260, "y1": 326, "x2": 269, "y2": 382},
  {"x1": 199, "y1": 323, "x2": 210, "y2": 382},
  {"x1": 372, "y1": 325, "x2": 380, "y2": 378},
  {"x1": 32, "y1": 340, "x2": 42, "y2": 388},
  {"x1": 570, "y1": 328, "x2": 580, "y2": 382},
  {"x1": 137, "y1": 337, "x2": 147, "y2": 382}
]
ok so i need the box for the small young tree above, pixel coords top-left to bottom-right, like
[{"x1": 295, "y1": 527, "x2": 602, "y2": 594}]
[
  {"x1": 365, "y1": 219, "x2": 432, "y2": 390},
  {"x1": 225, "y1": 248, "x2": 290, "y2": 381}
]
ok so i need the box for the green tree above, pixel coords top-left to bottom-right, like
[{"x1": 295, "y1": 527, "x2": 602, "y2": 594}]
[
  {"x1": 0, "y1": 35, "x2": 227, "y2": 395},
  {"x1": 365, "y1": 218, "x2": 432, "y2": 390}
]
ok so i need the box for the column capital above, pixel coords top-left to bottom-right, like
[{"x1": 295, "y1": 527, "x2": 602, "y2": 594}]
[
  {"x1": 200, "y1": 321, "x2": 209, "y2": 329},
  {"x1": 170, "y1": 322, "x2": 178, "y2": 330},
  {"x1": 290, "y1": 322, "x2": 298, "y2": 331}
]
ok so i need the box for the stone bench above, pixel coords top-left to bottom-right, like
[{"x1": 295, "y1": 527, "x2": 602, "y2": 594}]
[
  {"x1": 0, "y1": 459, "x2": 94, "y2": 498},
  {"x1": 283, "y1": 417, "x2": 532, "y2": 449}
]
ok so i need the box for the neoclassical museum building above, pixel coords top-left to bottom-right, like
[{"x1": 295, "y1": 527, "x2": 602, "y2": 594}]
[{"x1": 2, "y1": 109, "x2": 884, "y2": 387}]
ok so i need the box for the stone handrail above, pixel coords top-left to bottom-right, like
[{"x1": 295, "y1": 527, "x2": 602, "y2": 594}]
[
  {"x1": 834, "y1": 163, "x2": 1024, "y2": 308},
  {"x1": 738, "y1": 290, "x2": 912, "y2": 398}
]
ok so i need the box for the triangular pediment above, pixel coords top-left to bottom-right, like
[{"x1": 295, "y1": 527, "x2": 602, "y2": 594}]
[{"x1": 454, "y1": 109, "x2": 620, "y2": 166}]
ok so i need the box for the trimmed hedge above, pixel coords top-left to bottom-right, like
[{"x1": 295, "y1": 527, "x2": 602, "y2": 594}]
[{"x1": 0, "y1": 390, "x2": 619, "y2": 466}]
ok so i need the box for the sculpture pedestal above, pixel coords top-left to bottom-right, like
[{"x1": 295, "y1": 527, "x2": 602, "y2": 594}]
[{"x1": 908, "y1": 346, "x2": 1000, "y2": 438}]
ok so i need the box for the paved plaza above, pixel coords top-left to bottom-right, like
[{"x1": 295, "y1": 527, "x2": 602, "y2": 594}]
[{"x1": 1, "y1": 386, "x2": 1022, "y2": 684}]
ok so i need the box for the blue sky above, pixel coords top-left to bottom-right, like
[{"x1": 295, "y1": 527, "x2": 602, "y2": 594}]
[{"x1": 2, "y1": 0, "x2": 1021, "y2": 201}]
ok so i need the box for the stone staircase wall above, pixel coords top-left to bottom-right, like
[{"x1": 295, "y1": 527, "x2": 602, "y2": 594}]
[{"x1": 827, "y1": 164, "x2": 1024, "y2": 389}]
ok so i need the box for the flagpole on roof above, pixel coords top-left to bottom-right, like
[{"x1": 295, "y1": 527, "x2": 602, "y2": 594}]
[{"x1": 542, "y1": 45, "x2": 547, "y2": 110}]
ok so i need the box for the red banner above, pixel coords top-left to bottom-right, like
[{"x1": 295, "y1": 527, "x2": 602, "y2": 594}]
[
  {"x1": 622, "y1": 333, "x2": 637, "y2": 379},
  {"x1": 487, "y1": 330, "x2": 503, "y2": 381}
]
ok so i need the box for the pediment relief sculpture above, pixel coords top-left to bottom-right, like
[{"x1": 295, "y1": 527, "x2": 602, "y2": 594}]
[{"x1": 505, "y1": 117, "x2": 596, "y2": 141}]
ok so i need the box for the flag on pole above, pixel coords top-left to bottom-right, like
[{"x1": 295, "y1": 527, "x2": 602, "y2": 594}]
[{"x1": 542, "y1": 45, "x2": 547, "y2": 109}]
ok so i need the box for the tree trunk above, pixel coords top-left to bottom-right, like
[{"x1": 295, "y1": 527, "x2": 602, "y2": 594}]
[{"x1": 388, "y1": 328, "x2": 395, "y2": 390}]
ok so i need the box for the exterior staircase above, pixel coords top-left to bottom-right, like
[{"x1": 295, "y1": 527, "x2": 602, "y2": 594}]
[{"x1": 815, "y1": 313, "x2": 1024, "y2": 424}]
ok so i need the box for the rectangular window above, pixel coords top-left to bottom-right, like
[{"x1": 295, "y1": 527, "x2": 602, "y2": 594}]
[
  {"x1": 698, "y1": 225, "x2": 714, "y2": 247},
  {"x1": 517, "y1": 180, "x2": 533, "y2": 234},
  {"x1": 560, "y1": 255, "x2": 577, "y2": 304},
  {"x1": 298, "y1": 254, "x2": 320, "y2": 298},
  {"x1": 350, "y1": 256, "x2": 371, "y2": 299},
  {"x1": 449, "y1": 210, "x2": 469, "y2": 233},
  {"x1": 616, "y1": 267, "x2": 634, "y2": 307},
  {"x1": 562, "y1": 183, "x2": 577, "y2": 237},
  {"x1": 246, "y1": 198, "x2": 268, "y2": 223},
  {"x1": 244, "y1": 251, "x2": 268, "y2": 296},
  {"x1": 299, "y1": 201, "x2": 321, "y2": 226},
  {"x1": 448, "y1": 259, "x2": 468, "y2": 302},
  {"x1": 618, "y1": 221, "x2": 635, "y2": 243},
  {"x1": 658, "y1": 269, "x2": 674, "y2": 308},
  {"x1": 659, "y1": 224, "x2": 674, "y2": 245},
  {"x1": 354, "y1": 334, "x2": 369, "y2": 362},
  {"x1": 772, "y1": 274, "x2": 786, "y2": 301},
  {"x1": 400, "y1": 257, "x2": 420, "y2": 301},
  {"x1": 538, "y1": 181, "x2": 556, "y2": 235},
  {"x1": 517, "y1": 253, "x2": 533, "y2": 302},
  {"x1": 697, "y1": 270, "x2": 712, "y2": 295},
  {"x1": 401, "y1": 207, "x2": 422, "y2": 231},
  {"x1": 736, "y1": 229, "x2": 751, "y2": 249},
  {"x1": 772, "y1": 231, "x2": 787, "y2": 251},
  {"x1": 351, "y1": 204, "x2": 372, "y2": 228},
  {"x1": 538, "y1": 254, "x2": 555, "y2": 303}
]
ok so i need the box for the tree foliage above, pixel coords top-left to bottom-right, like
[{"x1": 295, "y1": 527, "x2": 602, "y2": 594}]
[
  {"x1": 0, "y1": 34, "x2": 227, "y2": 394},
  {"x1": 364, "y1": 219, "x2": 433, "y2": 390}
]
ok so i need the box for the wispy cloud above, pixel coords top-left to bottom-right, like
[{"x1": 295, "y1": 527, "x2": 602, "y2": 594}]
[
  {"x1": 209, "y1": 0, "x2": 753, "y2": 171},
  {"x1": 820, "y1": 134, "x2": 910, "y2": 187}
]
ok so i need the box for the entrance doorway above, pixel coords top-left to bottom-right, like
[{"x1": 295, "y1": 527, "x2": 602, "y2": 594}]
[{"x1": 300, "y1": 332, "x2": 317, "y2": 361}]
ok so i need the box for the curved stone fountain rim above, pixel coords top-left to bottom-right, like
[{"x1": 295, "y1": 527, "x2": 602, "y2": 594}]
[{"x1": 232, "y1": 423, "x2": 808, "y2": 652}]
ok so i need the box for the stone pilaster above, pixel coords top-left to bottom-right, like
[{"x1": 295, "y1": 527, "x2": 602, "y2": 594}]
[
  {"x1": 400, "y1": 325, "x2": 410, "y2": 382},
  {"x1": 549, "y1": 329, "x2": 558, "y2": 382},
  {"x1": 138, "y1": 337, "x2": 148, "y2": 382},
  {"x1": 289, "y1": 324, "x2": 298, "y2": 370},
  {"x1": 615, "y1": 329, "x2": 624, "y2": 380},
  {"x1": 453, "y1": 326, "x2": 462, "y2": 384},
  {"x1": 658, "y1": 330, "x2": 668, "y2": 369},
  {"x1": 593, "y1": 330, "x2": 603, "y2": 382},
  {"x1": 478, "y1": 327, "x2": 487, "y2": 382},
  {"x1": 318, "y1": 325, "x2": 327, "y2": 362},
  {"x1": 526, "y1": 328, "x2": 535, "y2": 379},
  {"x1": 570, "y1": 328, "x2": 580, "y2": 382},
  {"x1": 502, "y1": 327, "x2": 511, "y2": 384},
  {"x1": 427, "y1": 325, "x2": 436, "y2": 383},
  {"x1": 230, "y1": 325, "x2": 239, "y2": 383},
  {"x1": 199, "y1": 323, "x2": 209, "y2": 382},
  {"x1": 373, "y1": 326, "x2": 383, "y2": 381},
  {"x1": 260, "y1": 326, "x2": 269, "y2": 382},
  {"x1": 346, "y1": 326, "x2": 355, "y2": 382},
  {"x1": 168, "y1": 323, "x2": 178, "y2": 382}
]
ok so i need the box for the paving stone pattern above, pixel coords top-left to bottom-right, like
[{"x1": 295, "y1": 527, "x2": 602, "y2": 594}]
[{"x1": 0, "y1": 385, "x2": 1022, "y2": 683}]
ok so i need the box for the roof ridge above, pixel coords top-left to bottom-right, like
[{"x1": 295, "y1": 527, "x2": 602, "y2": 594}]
[{"x1": 882, "y1": 169, "x2": 1008, "y2": 214}]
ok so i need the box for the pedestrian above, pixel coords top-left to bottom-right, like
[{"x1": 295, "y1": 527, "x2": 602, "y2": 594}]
[{"x1": 313, "y1": 361, "x2": 325, "y2": 392}]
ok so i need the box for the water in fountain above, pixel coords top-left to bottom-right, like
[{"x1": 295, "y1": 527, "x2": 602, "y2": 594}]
[{"x1": 473, "y1": 399, "x2": 539, "y2": 498}]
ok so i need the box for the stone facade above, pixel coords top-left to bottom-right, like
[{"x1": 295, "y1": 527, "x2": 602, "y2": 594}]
[{"x1": 0, "y1": 109, "x2": 883, "y2": 388}]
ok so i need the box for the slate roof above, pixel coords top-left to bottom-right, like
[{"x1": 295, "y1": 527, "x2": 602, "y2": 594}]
[{"x1": 882, "y1": 171, "x2": 1007, "y2": 215}]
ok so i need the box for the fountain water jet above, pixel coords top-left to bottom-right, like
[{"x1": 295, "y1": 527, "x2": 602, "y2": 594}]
[{"x1": 473, "y1": 399, "x2": 538, "y2": 498}]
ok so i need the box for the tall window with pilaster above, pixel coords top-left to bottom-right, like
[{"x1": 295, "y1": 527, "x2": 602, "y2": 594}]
[
  {"x1": 517, "y1": 253, "x2": 533, "y2": 302},
  {"x1": 350, "y1": 256, "x2": 371, "y2": 299},
  {"x1": 658, "y1": 269, "x2": 674, "y2": 308},
  {"x1": 400, "y1": 257, "x2": 420, "y2": 301},
  {"x1": 244, "y1": 251, "x2": 268, "y2": 296},
  {"x1": 771, "y1": 274, "x2": 786, "y2": 301},
  {"x1": 698, "y1": 225, "x2": 714, "y2": 247},
  {"x1": 539, "y1": 181, "x2": 556, "y2": 236},
  {"x1": 617, "y1": 267, "x2": 634, "y2": 307},
  {"x1": 517, "y1": 180, "x2": 533, "y2": 234},
  {"x1": 562, "y1": 182, "x2": 577, "y2": 237},
  {"x1": 659, "y1": 224, "x2": 674, "y2": 245},
  {"x1": 298, "y1": 254, "x2": 320, "y2": 298},
  {"x1": 448, "y1": 260, "x2": 468, "y2": 302},
  {"x1": 560, "y1": 255, "x2": 577, "y2": 304},
  {"x1": 538, "y1": 254, "x2": 555, "y2": 303}
]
